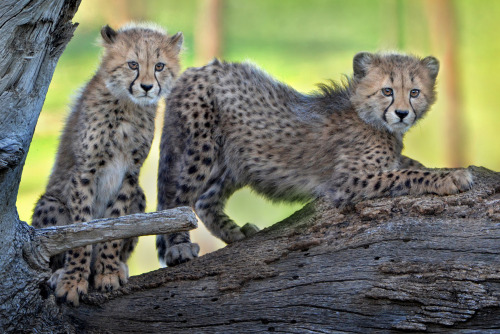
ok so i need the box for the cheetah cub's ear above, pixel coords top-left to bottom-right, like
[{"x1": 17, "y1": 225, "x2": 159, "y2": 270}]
[
  {"x1": 101, "y1": 25, "x2": 118, "y2": 44},
  {"x1": 421, "y1": 56, "x2": 440, "y2": 81},
  {"x1": 353, "y1": 52, "x2": 375, "y2": 79},
  {"x1": 168, "y1": 32, "x2": 184, "y2": 54}
]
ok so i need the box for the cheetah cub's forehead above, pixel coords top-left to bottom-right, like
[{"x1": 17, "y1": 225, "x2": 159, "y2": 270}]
[
  {"x1": 351, "y1": 52, "x2": 439, "y2": 135},
  {"x1": 99, "y1": 24, "x2": 183, "y2": 106}
]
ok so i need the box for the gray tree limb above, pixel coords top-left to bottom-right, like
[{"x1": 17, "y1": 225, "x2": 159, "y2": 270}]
[
  {"x1": 59, "y1": 166, "x2": 499, "y2": 333},
  {"x1": 24, "y1": 207, "x2": 197, "y2": 269}
]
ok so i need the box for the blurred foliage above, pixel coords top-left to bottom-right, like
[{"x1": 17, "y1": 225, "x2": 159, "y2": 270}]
[{"x1": 17, "y1": 0, "x2": 500, "y2": 276}]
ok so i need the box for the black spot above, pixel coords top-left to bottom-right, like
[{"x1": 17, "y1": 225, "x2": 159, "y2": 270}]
[
  {"x1": 202, "y1": 157, "x2": 212, "y2": 165},
  {"x1": 405, "y1": 179, "x2": 411, "y2": 188},
  {"x1": 82, "y1": 206, "x2": 91, "y2": 215},
  {"x1": 202, "y1": 144, "x2": 210, "y2": 152},
  {"x1": 111, "y1": 209, "x2": 120, "y2": 216},
  {"x1": 117, "y1": 194, "x2": 128, "y2": 201},
  {"x1": 188, "y1": 166, "x2": 198, "y2": 174},
  {"x1": 374, "y1": 181, "x2": 381, "y2": 191}
]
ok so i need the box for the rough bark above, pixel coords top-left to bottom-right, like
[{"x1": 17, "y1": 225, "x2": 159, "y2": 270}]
[
  {"x1": 58, "y1": 166, "x2": 499, "y2": 333},
  {"x1": 0, "y1": 0, "x2": 81, "y2": 332}
]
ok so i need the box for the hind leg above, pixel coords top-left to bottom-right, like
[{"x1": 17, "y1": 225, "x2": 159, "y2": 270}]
[
  {"x1": 32, "y1": 194, "x2": 87, "y2": 302},
  {"x1": 194, "y1": 167, "x2": 259, "y2": 244},
  {"x1": 156, "y1": 132, "x2": 201, "y2": 267},
  {"x1": 32, "y1": 194, "x2": 71, "y2": 271},
  {"x1": 156, "y1": 171, "x2": 200, "y2": 267}
]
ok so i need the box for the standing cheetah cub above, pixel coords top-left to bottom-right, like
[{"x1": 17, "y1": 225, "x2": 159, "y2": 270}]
[
  {"x1": 32, "y1": 24, "x2": 183, "y2": 306},
  {"x1": 156, "y1": 52, "x2": 473, "y2": 266}
]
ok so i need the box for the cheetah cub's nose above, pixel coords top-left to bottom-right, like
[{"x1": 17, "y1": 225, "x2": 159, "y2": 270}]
[
  {"x1": 141, "y1": 84, "x2": 153, "y2": 92},
  {"x1": 395, "y1": 110, "x2": 409, "y2": 120}
]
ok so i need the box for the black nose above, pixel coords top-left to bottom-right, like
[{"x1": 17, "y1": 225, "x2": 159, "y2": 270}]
[
  {"x1": 395, "y1": 110, "x2": 409, "y2": 120},
  {"x1": 140, "y1": 84, "x2": 153, "y2": 92}
]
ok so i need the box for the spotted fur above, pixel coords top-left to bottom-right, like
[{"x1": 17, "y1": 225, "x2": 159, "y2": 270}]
[
  {"x1": 156, "y1": 52, "x2": 473, "y2": 266},
  {"x1": 32, "y1": 23, "x2": 183, "y2": 306}
]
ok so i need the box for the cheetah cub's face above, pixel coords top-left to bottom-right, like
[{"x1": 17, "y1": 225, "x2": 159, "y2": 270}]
[
  {"x1": 100, "y1": 24, "x2": 183, "y2": 105},
  {"x1": 351, "y1": 52, "x2": 439, "y2": 135}
]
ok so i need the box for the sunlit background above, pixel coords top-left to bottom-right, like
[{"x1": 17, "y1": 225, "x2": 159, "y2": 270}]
[{"x1": 17, "y1": 0, "x2": 500, "y2": 276}]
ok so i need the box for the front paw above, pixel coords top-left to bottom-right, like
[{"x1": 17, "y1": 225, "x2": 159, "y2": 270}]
[
  {"x1": 163, "y1": 242, "x2": 200, "y2": 267},
  {"x1": 53, "y1": 270, "x2": 89, "y2": 307},
  {"x1": 93, "y1": 261, "x2": 128, "y2": 292},
  {"x1": 437, "y1": 169, "x2": 474, "y2": 195}
]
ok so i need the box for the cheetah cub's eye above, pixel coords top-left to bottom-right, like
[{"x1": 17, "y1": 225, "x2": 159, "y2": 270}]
[
  {"x1": 382, "y1": 87, "x2": 393, "y2": 96},
  {"x1": 128, "y1": 61, "x2": 139, "y2": 70},
  {"x1": 155, "y1": 63, "x2": 165, "y2": 72},
  {"x1": 410, "y1": 89, "x2": 420, "y2": 98}
]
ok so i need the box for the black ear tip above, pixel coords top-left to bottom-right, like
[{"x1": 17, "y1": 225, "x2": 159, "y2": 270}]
[
  {"x1": 422, "y1": 56, "x2": 440, "y2": 79},
  {"x1": 353, "y1": 52, "x2": 373, "y2": 78},
  {"x1": 172, "y1": 32, "x2": 183, "y2": 42},
  {"x1": 101, "y1": 25, "x2": 117, "y2": 44},
  {"x1": 169, "y1": 31, "x2": 184, "y2": 51}
]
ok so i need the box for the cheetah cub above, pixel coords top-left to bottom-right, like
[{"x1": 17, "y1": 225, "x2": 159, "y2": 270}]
[
  {"x1": 32, "y1": 24, "x2": 183, "y2": 306},
  {"x1": 156, "y1": 52, "x2": 473, "y2": 266}
]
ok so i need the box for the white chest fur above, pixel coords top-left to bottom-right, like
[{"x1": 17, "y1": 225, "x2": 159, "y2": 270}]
[{"x1": 93, "y1": 153, "x2": 128, "y2": 218}]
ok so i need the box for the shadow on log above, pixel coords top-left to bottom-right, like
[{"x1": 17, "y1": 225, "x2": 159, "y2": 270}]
[{"x1": 62, "y1": 166, "x2": 500, "y2": 333}]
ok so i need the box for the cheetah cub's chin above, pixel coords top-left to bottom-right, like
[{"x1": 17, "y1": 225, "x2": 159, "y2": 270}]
[
  {"x1": 156, "y1": 52, "x2": 473, "y2": 267},
  {"x1": 32, "y1": 23, "x2": 183, "y2": 306}
]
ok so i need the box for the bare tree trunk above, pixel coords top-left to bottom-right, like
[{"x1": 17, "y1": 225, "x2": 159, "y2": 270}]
[
  {"x1": 195, "y1": 0, "x2": 223, "y2": 65},
  {"x1": 0, "y1": 0, "x2": 81, "y2": 331},
  {"x1": 62, "y1": 166, "x2": 500, "y2": 333},
  {"x1": 425, "y1": 0, "x2": 466, "y2": 168}
]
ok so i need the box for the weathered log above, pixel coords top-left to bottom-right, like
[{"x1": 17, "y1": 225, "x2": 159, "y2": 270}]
[{"x1": 60, "y1": 166, "x2": 500, "y2": 333}]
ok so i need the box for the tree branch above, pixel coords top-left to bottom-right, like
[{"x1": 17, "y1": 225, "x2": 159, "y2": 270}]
[
  {"x1": 63, "y1": 167, "x2": 500, "y2": 333},
  {"x1": 24, "y1": 207, "x2": 197, "y2": 268}
]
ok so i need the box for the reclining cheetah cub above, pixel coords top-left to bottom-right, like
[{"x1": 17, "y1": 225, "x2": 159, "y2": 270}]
[
  {"x1": 156, "y1": 52, "x2": 473, "y2": 266},
  {"x1": 32, "y1": 23, "x2": 183, "y2": 306}
]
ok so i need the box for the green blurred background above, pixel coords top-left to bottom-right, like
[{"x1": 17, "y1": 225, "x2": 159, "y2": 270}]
[{"x1": 17, "y1": 0, "x2": 500, "y2": 276}]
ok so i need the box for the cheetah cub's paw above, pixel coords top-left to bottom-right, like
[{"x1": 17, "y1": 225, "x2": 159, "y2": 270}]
[
  {"x1": 224, "y1": 223, "x2": 260, "y2": 243},
  {"x1": 52, "y1": 269, "x2": 89, "y2": 307},
  {"x1": 241, "y1": 223, "x2": 260, "y2": 237},
  {"x1": 164, "y1": 242, "x2": 200, "y2": 267},
  {"x1": 436, "y1": 169, "x2": 474, "y2": 195},
  {"x1": 94, "y1": 261, "x2": 128, "y2": 292}
]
